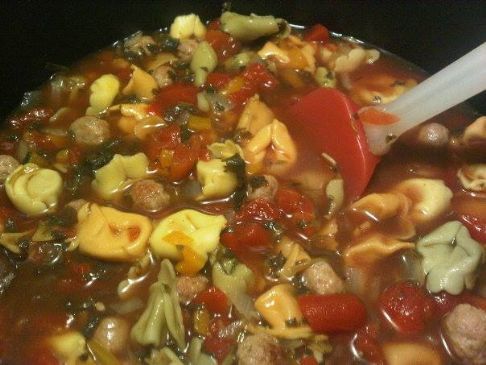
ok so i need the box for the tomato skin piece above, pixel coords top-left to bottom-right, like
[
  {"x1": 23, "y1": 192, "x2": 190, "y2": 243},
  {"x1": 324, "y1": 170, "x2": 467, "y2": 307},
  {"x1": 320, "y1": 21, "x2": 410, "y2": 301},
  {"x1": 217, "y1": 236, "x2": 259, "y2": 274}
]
[
  {"x1": 145, "y1": 124, "x2": 181, "y2": 160},
  {"x1": 203, "y1": 336, "x2": 234, "y2": 363},
  {"x1": 458, "y1": 214, "x2": 486, "y2": 244},
  {"x1": 298, "y1": 293, "x2": 367, "y2": 333},
  {"x1": 206, "y1": 72, "x2": 232, "y2": 89},
  {"x1": 354, "y1": 323, "x2": 386, "y2": 365},
  {"x1": 148, "y1": 83, "x2": 198, "y2": 116},
  {"x1": 303, "y1": 24, "x2": 330, "y2": 43},
  {"x1": 205, "y1": 29, "x2": 241, "y2": 61},
  {"x1": 379, "y1": 281, "x2": 435, "y2": 334},
  {"x1": 237, "y1": 198, "x2": 281, "y2": 222},
  {"x1": 195, "y1": 287, "x2": 229, "y2": 315},
  {"x1": 221, "y1": 222, "x2": 272, "y2": 252}
]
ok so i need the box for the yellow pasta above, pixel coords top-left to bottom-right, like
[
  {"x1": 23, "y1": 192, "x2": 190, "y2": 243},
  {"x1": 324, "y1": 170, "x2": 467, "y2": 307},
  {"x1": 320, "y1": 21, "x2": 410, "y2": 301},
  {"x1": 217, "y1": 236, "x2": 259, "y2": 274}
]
[{"x1": 74, "y1": 203, "x2": 152, "y2": 261}]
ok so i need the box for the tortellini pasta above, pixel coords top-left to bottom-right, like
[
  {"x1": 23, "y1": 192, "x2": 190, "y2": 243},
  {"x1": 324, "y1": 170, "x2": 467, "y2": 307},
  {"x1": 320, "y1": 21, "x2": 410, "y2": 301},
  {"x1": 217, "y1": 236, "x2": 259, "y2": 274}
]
[
  {"x1": 149, "y1": 209, "x2": 227, "y2": 275},
  {"x1": 190, "y1": 41, "x2": 217, "y2": 86},
  {"x1": 253, "y1": 284, "x2": 312, "y2": 339},
  {"x1": 73, "y1": 203, "x2": 152, "y2": 261},
  {"x1": 86, "y1": 74, "x2": 120, "y2": 115},
  {"x1": 462, "y1": 116, "x2": 486, "y2": 144},
  {"x1": 417, "y1": 221, "x2": 484, "y2": 295},
  {"x1": 277, "y1": 237, "x2": 311, "y2": 280},
  {"x1": 344, "y1": 233, "x2": 414, "y2": 268},
  {"x1": 257, "y1": 38, "x2": 316, "y2": 73},
  {"x1": 196, "y1": 159, "x2": 238, "y2": 199},
  {"x1": 169, "y1": 14, "x2": 206, "y2": 40},
  {"x1": 237, "y1": 95, "x2": 275, "y2": 134},
  {"x1": 393, "y1": 178, "x2": 453, "y2": 225},
  {"x1": 5, "y1": 163, "x2": 62, "y2": 216},
  {"x1": 48, "y1": 331, "x2": 87, "y2": 365},
  {"x1": 382, "y1": 342, "x2": 442, "y2": 365},
  {"x1": 457, "y1": 164, "x2": 486, "y2": 192},
  {"x1": 207, "y1": 140, "x2": 244, "y2": 160},
  {"x1": 131, "y1": 260, "x2": 186, "y2": 349},
  {"x1": 242, "y1": 118, "x2": 297, "y2": 175},
  {"x1": 92, "y1": 153, "x2": 149, "y2": 200},
  {"x1": 122, "y1": 65, "x2": 158, "y2": 100},
  {"x1": 220, "y1": 12, "x2": 281, "y2": 42}
]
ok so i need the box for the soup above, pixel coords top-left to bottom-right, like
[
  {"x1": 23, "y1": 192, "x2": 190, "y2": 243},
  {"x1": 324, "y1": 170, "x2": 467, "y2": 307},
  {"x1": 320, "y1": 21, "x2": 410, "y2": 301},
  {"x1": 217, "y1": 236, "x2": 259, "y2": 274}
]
[{"x1": 0, "y1": 11, "x2": 484, "y2": 365}]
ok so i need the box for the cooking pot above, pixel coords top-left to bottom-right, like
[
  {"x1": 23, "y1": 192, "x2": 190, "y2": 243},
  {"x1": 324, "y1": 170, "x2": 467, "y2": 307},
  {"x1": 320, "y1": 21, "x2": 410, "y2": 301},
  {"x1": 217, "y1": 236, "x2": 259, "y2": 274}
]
[{"x1": 0, "y1": 0, "x2": 485, "y2": 119}]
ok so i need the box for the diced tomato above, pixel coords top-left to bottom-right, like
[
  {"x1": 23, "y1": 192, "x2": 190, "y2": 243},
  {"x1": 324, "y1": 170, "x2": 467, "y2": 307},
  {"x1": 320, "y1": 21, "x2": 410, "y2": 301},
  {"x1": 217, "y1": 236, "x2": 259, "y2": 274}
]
[
  {"x1": 458, "y1": 214, "x2": 486, "y2": 244},
  {"x1": 298, "y1": 293, "x2": 367, "y2": 333},
  {"x1": 148, "y1": 83, "x2": 198, "y2": 116},
  {"x1": 145, "y1": 124, "x2": 181, "y2": 160},
  {"x1": 205, "y1": 29, "x2": 241, "y2": 61},
  {"x1": 195, "y1": 287, "x2": 229, "y2": 315},
  {"x1": 275, "y1": 187, "x2": 316, "y2": 235},
  {"x1": 7, "y1": 107, "x2": 53, "y2": 130},
  {"x1": 379, "y1": 281, "x2": 435, "y2": 334},
  {"x1": 206, "y1": 72, "x2": 232, "y2": 89},
  {"x1": 303, "y1": 24, "x2": 330, "y2": 43},
  {"x1": 222, "y1": 222, "x2": 273, "y2": 253},
  {"x1": 300, "y1": 355, "x2": 319, "y2": 365},
  {"x1": 207, "y1": 19, "x2": 221, "y2": 30},
  {"x1": 228, "y1": 63, "x2": 279, "y2": 106},
  {"x1": 203, "y1": 336, "x2": 234, "y2": 363},
  {"x1": 354, "y1": 324, "x2": 386, "y2": 365},
  {"x1": 169, "y1": 142, "x2": 198, "y2": 181},
  {"x1": 237, "y1": 198, "x2": 281, "y2": 222}
]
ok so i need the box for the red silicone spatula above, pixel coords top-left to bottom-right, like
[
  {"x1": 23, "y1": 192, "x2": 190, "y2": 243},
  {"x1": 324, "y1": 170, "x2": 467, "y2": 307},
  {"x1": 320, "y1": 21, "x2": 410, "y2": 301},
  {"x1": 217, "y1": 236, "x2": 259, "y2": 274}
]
[{"x1": 288, "y1": 42, "x2": 486, "y2": 200}]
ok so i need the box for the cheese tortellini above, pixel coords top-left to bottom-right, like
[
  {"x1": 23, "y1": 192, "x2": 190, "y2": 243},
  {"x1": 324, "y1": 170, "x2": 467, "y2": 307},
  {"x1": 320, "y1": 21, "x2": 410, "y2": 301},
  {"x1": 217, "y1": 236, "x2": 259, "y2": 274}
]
[
  {"x1": 5, "y1": 163, "x2": 63, "y2": 216},
  {"x1": 169, "y1": 14, "x2": 206, "y2": 40},
  {"x1": 417, "y1": 221, "x2": 484, "y2": 295},
  {"x1": 122, "y1": 65, "x2": 158, "y2": 100},
  {"x1": 86, "y1": 74, "x2": 120, "y2": 115},
  {"x1": 196, "y1": 159, "x2": 238, "y2": 199},
  {"x1": 344, "y1": 233, "x2": 414, "y2": 268},
  {"x1": 190, "y1": 41, "x2": 217, "y2": 86},
  {"x1": 253, "y1": 284, "x2": 312, "y2": 339},
  {"x1": 277, "y1": 237, "x2": 312, "y2": 280},
  {"x1": 457, "y1": 164, "x2": 486, "y2": 192},
  {"x1": 48, "y1": 331, "x2": 87, "y2": 365},
  {"x1": 149, "y1": 209, "x2": 227, "y2": 275},
  {"x1": 242, "y1": 118, "x2": 297, "y2": 175},
  {"x1": 237, "y1": 97, "x2": 297, "y2": 175},
  {"x1": 92, "y1": 153, "x2": 149, "y2": 200},
  {"x1": 73, "y1": 203, "x2": 152, "y2": 261}
]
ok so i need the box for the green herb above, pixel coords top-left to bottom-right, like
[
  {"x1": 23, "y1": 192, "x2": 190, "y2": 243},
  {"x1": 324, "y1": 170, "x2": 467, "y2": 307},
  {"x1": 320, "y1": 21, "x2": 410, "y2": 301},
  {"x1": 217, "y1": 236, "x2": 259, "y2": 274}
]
[
  {"x1": 249, "y1": 175, "x2": 268, "y2": 189},
  {"x1": 153, "y1": 33, "x2": 180, "y2": 52},
  {"x1": 264, "y1": 221, "x2": 284, "y2": 239}
]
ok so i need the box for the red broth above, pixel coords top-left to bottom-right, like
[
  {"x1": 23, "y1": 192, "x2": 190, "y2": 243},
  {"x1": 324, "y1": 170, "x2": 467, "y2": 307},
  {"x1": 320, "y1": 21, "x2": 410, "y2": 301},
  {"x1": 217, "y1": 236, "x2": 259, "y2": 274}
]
[{"x1": 0, "y1": 13, "x2": 484, "y2": 365}]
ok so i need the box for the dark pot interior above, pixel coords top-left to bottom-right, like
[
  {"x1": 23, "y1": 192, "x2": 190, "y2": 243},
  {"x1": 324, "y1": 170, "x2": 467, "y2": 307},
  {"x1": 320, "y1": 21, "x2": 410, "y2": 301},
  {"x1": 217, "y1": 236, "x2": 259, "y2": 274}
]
[{"x1": 1, "y1": 0, "x2": 485, "y2": 119}]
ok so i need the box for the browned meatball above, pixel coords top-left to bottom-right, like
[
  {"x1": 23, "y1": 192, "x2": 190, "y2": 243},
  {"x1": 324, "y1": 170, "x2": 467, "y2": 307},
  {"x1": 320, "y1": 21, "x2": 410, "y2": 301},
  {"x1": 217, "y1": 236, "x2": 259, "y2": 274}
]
[
  {"x1": 302, "y1": 260, "x2": 345, "y2": 295},
  {"x1": 443, "y1": 303, "x2": 486, "y2": 365},
  {"x1": 93, "y1": 317, "x2": 130, "y2": 354},
  {"x1": 247, "y1": 175, "x2": 279, "y2": 200},
  {"x1": 236, "y1": 333, "x2": 286, "y2": 365},
  {"x1": 69, "y1": 116, "x2": 110, "y2": 146},
  {"x1": 176, "y1": 275, "x2": 208, "y2": 304},
  {"x1": 0, "y1": 155, "x2": 19, "y2": 182},
  {"x1": 129, "y1": 179, "x2": 170, "y2": 212},
  {"x1": 177, "y1": 39, "x2": 198, "y2": 61},
  {"x1": 152, "y1": 65, "x2": 173, "y2": 88},
  {"x1": 416, "y1": 122, "x2": 450, "y2": 147}
]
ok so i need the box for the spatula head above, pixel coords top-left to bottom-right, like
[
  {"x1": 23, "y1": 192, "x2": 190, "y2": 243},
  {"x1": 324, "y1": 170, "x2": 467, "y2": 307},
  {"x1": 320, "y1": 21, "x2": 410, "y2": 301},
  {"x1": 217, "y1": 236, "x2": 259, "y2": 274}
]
[{"x1": 287, "y1": 88, "x2": 379, "y2": 200}]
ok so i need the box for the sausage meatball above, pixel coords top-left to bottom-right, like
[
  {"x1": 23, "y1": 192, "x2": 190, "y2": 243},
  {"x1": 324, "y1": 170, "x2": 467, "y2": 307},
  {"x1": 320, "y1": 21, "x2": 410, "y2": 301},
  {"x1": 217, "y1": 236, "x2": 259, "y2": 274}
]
[
  {"x1": 302, "y1": 260, "x2": 345, "y2": 295},
  {"x1": 416, "y1": 122, "x2": 450, "y2": 147},
  {"x1": 0, "y1": 155, "x2": 19, "y2": 182},
  {"x1": 176, "y1": 275, "x2": 208, "y2": 304},
  {"x1": 443, "y1": 303, "x2": 486, "y2": 365},
  {"x1": 236, "y1": 333, "x2": 285, "y2": 365},
  {"x1": 129, "y1": 179, "x2": 170, "y2": 212},
  {"x1": 93, "y1": 317, "x2": 130, "y2": 354},
  {"x1": 69, "y1": 116, "x2": 110, "y2": 146},
  {"x1": 247, "y1": 175, "x2": 279, "y2": 200},
  {"x1": 152, "y1": 65, "x2": 173, "y2": 88},
  {"x1": 177, "y1": 39, "x2": 199, "y2": 61}
]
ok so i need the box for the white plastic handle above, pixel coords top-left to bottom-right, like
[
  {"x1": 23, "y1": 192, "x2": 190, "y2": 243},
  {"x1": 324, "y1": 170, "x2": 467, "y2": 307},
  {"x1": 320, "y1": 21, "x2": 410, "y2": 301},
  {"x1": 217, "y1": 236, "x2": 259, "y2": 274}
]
[{"x1": 362, "y1": 42, "x2": 486, "y2": 155}]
